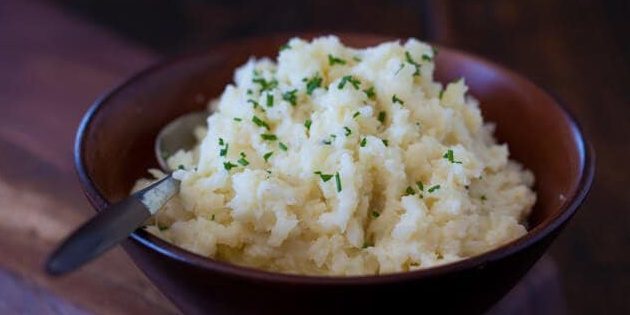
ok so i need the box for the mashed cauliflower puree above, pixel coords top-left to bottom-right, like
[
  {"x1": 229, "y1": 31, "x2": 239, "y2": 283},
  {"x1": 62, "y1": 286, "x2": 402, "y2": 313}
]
[{"x1": 134, "y1": 36, "x2": 536, "y2": 276}]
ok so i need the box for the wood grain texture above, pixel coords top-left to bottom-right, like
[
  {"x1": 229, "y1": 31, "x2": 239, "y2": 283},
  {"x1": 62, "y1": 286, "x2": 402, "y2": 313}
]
[{"x1": 0, "y1": 0, "x2": 177, "y2": 314}]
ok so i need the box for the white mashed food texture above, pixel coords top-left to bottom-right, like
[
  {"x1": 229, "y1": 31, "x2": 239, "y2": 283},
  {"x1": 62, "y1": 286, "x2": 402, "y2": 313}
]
[{"x1": 135, "y1": 36, "x2": 536, "y2": 276}]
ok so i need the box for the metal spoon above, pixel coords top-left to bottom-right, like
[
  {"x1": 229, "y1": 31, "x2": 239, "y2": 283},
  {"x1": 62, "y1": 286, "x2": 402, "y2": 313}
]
[{"x1": 46, "y1": 111, "x2": 207, "y2": 276}]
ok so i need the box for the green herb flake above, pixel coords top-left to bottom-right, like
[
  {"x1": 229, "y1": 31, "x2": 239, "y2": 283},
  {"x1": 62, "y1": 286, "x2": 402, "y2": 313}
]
[
  {"x1": 428, "y1": 184, "x2": 441, "y2": 193},
  {"x1": 335, "y1": 172, "x2": 342, "y2": 192},
  {"x1": 353, "y1": 56, "x2": 362, "y2": 62},
  {"x1": 252, "y1": 115, "x2": 270, "y2": 130},
  {"x1": 305, "y1": 73, "x2": 323, "y2": 95},
  {"x1": 328, "y1": 54, "x2": 347, "y2": 66},
  {"x1": 237, "y1": 152, "x2": 249, "y2": 166},
  {"x1": 282, "y1": 89, "x2": 298, "y2": 106},
  {"x1": 353, "y1": 111, "x2": 361, "y2": 119},
  {"x1": 279, "y1": 142, "x2": 288, "y2": 151},
  {"x1": 442, "y1": 149, "x2": 462, "y2": 164},
  {"x1": 360, "y1": 137, "x2": 367, "y2": 147},
  {"x1": 344, "y1": 126, "x2": 352, "y2": 136},
  {"x1": 218, "y1": 138, "x2": 225, "y2": 146},
  {"x1": 246, "y1": 89, "x2": 253, "y2": 95},
  {"x1": 337, "y1": 75, "x2": 361, "y2": 90},
  {"x1": 314, "y1": 171, "x2": 334, "y2": 182},
  {"x1": 223, "y1": 161, "x2": 237, "y2": 171},
  {"x1": 392, "y1": 94, "x2": 404, "y2": 105},
  {"x1": 404, "y1": 51, "x2": 421, "y2": 76},
  {"x1": 405, "y1": 186, "x2": 416, "y2": 196},
  {"x1": 416, "y1": 181, "x2": 424, "y2": 191},
  {"x1": 304, "y1": 119, "x2": 312, "y2": 131},
  {"x1": 481, "y1": 195, "x2": 487, "y2": 201},
  {"x1": 422, "y1": 54, "x2": 432, "y2": 62},
  {"x1": 377, "y1": 111, "x2": 386, "y2": 123},
  {"x1": 279, "y1": 43, "x2": 291, "y2": 51},
  {"x1": 233, "y1": 117, "x2": 242, "y2": 122},
  {"x1": 382, "y1": 139, "x2": 389, "y2": 147},
  {"x1": 362, "y1": 242, "x2": 372, "y2": 249},
  {"x1": 371, "y1": 211, "x2": 380, "y2": 218},
  {"x1": 247, "y1": 99, "x2": 259, "y2": 108},
  {"x1": 252, "y1": 77, "x2": 278, "y2": 92},
  {"x1": 439, "y1": 89, "x2": 445, "y2": 100},
  {"x1": 394, "y1": 63, "x2": 405, "y2": 75},
  {"x1": 263, "y1": 151, "x2": 274, "y2": 162},
  {"x1": 266, "y1": 93, "x2": 274, "y2": 107},
  {"x1": 177, "y1": 165, "x2": 185, "y2": 170},
  {"x1": 211, "y1": 214, "x2": 215, "y2": 221},
  {"x1": 363, "y1": 86, "x2": 376, "y2": 100},
  {"x1": 261, "y1": 133, "x2": 277, "y2": 141},
  {"x1": 219, "y1": 143, "x2": 229, "y2": 157}
]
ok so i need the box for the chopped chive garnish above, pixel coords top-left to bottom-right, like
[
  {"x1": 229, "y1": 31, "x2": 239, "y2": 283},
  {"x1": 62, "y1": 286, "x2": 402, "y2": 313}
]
[
  {"x1": 428, "y1": 185, "x2": 441, "y2": 193},
  {"x1": 219, "y1": 143, "x2": 229, "y2": 157},
  {"x1": 405, "y1": 186, "x2": 416, "y2": 195},
  {"x1": 178, "y1": 165, "x2": 185, "y2": 170},
  {"x1": 394, "y1": 63, "x2": 404, "y2": 75},
  {"x1": 223, "y1": 161, "x2": 237, "y2": 171},
  {"x1": 261, "y1": 133, "x2": 277, "y2": 141},
  {"x1": 233, "y1": 117, "x2": 242, "y2": 122},
  {"x1": 304, "y1": 119, "x2": 312, "y2": 131},
  {"x1": 337, "y1": 75, "x2": 361, "y2": 90},
  {"x1": 404, "y1": 51, "x2": 421, "y2": 76},
  {"x1": 353, "y1": 111, "x2": 361, "y2": 118},
  {"x1": 392, "y1": 94, "x2": 404, "y2": 105},
  {"x1": 378, "y1": 111, "x2": 386, "y2": 123},
  {"x1": 328, "y1": 54, "x2": 347, "y2": 66},
  {"x1": 266, "y1": 93, "x2": 274, "y2": 107},
  {"x1": 371, "y1": 211, "x2": 380, "y2": 218},
  {"x1": 335, "y1": 172, "x2": 342, "y2": 192},
  {"x1": 344, "y1": 126, "x2": 352, "y2": 136},
  {"x1": 279, "y1": 142, "x2": 288, "y2": 151},
  {"x1": 363, "y1": 86, "x2": 376, "y2": 100},
  {"x1": 353, "y1": 56, "x2": 362, "y2": 62},
  {"x1": 416, "y1": 181, "x2": 424, "y2": 191},
  {"x1": 252, "y1": 115, "x2": 270, "y2": 130},
  {"x1": 252, "y1": 77, "x2": 278, "y2": 92},
  {"x1": 360, "y1": 137, "x2": 367, "y2": 147},
  {"x1": 237, "y1": 152, "x2": 249, "y2": 166},
  {"x1": 282, "y1": 89, "x2": 298, "y2": 106},
  {"x1": 247, "y1": 99, "x2": 259, "y2": 108},
  {"x1": 218, "y1": 138, "x2": 224, "y2": 146},
  {"x1": 263, "y1": 151, "x2": 273, "y2": 162},
  {"x1": 279, "y1": 43, "x2": 291, "y2": 51},
  {"x1": 422, "y1": 54, "x2": 432, "y2": 62},
  {"x1": 305, "y1": 73, "x2": 322, "y2": 95},
  {"x1": 246, "y1": 89, "x2": 253, "y2": 95},
  {"x1": 442, "y1": 149, "x2": 462, "y2": 164},
  {"x1": 439, "y1": 89, "x2": 445, "y2": 99},
  {"x1": 382, "y1": 139, "x2": 389, "y2": 146},
  {"x1": 481, "y1": 195, "x2": 487, "y2": 201},
  {"x1": 314, "y1": 171, "x2": 333, "y2": 182}
]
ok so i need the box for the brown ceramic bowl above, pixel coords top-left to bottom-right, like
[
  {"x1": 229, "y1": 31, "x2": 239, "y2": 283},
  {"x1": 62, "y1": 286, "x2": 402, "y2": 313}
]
[{"x1": 75, "y1": 33, "x2": 594, "y2": 315}]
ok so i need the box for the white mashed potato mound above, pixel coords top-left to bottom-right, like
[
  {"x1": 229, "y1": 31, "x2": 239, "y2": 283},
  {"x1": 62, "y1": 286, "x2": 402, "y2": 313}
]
[{"x1": 134, "y1": 36, "x2": 536, "y2": 276}]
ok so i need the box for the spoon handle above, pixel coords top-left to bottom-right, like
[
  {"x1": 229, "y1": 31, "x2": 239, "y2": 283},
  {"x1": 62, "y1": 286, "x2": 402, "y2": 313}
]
[{"x1": 46, "y1": 175, "x2": 179, "y2": 275}]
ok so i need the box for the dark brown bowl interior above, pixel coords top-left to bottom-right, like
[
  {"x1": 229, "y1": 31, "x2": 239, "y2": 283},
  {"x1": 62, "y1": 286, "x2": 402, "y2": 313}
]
[{"x1": 75, "y1": 33, "x2": 594, "y2": 315}]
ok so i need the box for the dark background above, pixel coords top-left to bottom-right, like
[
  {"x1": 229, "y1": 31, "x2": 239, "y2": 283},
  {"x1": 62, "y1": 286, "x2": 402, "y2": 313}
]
[{"x1": 1, "y1": 0, "x2": 628, "y2": 314}]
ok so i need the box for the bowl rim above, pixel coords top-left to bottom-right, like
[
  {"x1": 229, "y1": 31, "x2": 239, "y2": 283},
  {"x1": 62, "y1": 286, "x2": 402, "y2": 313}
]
[{"x1": 74, "y1": 33, "x2": 595, "y2": 285}]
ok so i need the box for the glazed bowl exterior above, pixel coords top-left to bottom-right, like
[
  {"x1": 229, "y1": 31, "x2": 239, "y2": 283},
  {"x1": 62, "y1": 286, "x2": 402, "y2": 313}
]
[{"x1": 75, "y1": 34, "x2": 594, "y2": 315}]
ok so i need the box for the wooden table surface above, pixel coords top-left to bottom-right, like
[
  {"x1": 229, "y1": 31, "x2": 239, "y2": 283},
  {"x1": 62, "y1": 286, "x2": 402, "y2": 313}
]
[{"x1": 0, "y1": 0, "x2": 627, "y2": 314}]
